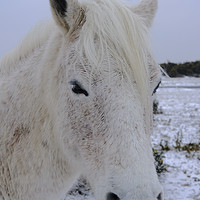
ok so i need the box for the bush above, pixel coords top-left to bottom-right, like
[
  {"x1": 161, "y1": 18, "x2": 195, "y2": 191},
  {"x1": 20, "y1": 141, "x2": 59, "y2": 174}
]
[
  {"x1": 159, "y1": 140, "x2": 170, "y2": 151},
  {"x1": 153, "y1": 100, "x2": 163, "y2": 115},
  {"x1": 174, "y1": 131, "x2": 200, "y2": 153},
  {"x1": 160, "y1": 60, "x2": 200, "y2": 77},
  {"x1": 153, "y1": 149, "x2": 167, "y2": 175},
  {"x1": 68, "y1": 177, "x2": 91, "y2": 196}
]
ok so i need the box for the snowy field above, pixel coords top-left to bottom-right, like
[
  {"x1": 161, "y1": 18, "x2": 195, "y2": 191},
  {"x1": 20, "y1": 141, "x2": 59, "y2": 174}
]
[
  {"x1": 61, "y1": 77, "x2": 200, "y2": 200},
  {"x1": 153, "y1": 77, "x2": 200, "y2": 200}
]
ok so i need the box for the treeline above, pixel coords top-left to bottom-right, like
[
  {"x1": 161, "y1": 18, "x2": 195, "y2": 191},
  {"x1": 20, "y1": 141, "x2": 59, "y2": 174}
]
[{"x1": 160, "y1": 60, "x2": 200, "y2": 77}]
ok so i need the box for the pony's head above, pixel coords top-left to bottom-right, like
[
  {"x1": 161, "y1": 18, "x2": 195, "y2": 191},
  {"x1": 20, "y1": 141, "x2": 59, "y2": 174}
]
[{"x1": 48, "y1": 0, "x2": 163, "y2": 199}]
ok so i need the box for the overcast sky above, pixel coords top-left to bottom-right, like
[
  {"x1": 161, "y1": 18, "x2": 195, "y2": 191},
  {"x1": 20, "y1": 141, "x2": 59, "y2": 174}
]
[{"x1": 0, "y1": 0, "x2": 200, "y2": 63}]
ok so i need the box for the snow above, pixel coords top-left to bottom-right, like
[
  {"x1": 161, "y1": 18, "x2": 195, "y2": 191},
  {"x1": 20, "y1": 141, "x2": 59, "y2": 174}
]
[
  {"x1": 61, "y1": 77, "x2": 200, "y2": 200},
  {"x1": 153, "y1": 77, "x2": 200, "y2": 200},
  {"x1": 159, "y1": 151, "x2": 200, "y2": 200}
]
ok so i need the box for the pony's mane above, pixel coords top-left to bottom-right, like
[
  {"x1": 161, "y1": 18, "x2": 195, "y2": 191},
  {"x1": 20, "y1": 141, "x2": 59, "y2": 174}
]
[
  {"x1": 77, "y1": 0, "x2": 152, "y2": 131},
  {"x1": 0, "y1": 20, "x2": 55, "y2": 74}
]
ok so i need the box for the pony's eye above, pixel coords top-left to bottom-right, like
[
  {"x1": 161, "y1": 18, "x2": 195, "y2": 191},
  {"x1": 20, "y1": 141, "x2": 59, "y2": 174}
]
[
  {"x1": 153, "y1": 81, "x2": 161, "y2": 95},
  {"x1": 70, "y1": 80, "x2": 89, "y2": 97}
]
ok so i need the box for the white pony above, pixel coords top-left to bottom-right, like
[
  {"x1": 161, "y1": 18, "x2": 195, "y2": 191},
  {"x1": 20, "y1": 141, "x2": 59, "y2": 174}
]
[{"x1": 0, "y1": 0, "x2": 163, "y2": 199}]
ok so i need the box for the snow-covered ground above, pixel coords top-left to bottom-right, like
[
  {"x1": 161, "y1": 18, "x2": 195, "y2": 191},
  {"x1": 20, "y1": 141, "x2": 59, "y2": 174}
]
[
  {"x1": 153, "y1": 77, "x2": 200, "y2": 200},
  {"x1": 61, "y1": 77, "x2": 200, "y2": 200}
]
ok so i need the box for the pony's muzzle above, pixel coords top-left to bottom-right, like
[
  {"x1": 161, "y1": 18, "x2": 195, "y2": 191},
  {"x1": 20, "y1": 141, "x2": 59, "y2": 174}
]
[
  {"x1": 106, "y1": 192, "x2": 120, "y2": 200},
  {"x1": 106, "y1": 192, "x2": 164, "y2": 200}
]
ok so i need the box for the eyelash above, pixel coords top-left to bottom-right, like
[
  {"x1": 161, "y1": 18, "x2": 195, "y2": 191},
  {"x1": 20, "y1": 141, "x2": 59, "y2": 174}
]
[
  {"x1": 70, "y1": 80, "x2": 89, "y2": 97},
  {"x1": 153, "y1": 81, "x2": 161, "y2": 95}
]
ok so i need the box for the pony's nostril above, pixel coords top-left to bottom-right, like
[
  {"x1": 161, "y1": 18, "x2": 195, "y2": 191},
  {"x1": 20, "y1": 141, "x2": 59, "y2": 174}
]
[
  {"x1": 106, "y1": 192, "x2": 120, "y2": 200},
  {"x1": 157, "y1": 192, "x2": 163, "y2": 200}
]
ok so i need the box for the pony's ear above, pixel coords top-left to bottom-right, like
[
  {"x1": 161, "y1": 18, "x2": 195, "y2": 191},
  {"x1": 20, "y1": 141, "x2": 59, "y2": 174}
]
[
  {"x1": 49, "y1": 0, "x2": 85, "y2": 33},
  {"x1": 132, "y1": 0, "x2": 158, "y2": 28}
]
